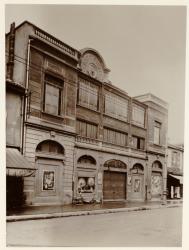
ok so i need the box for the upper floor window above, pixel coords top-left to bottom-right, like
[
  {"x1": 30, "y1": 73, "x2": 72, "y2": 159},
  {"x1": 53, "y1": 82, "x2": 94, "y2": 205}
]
[
  {"x1": 132, "y1": 103, "x2": 145, "y2": 127},
  {"x1": 172, "y1": 151, "x2": 180, "y2": 166},
  {"x1": 132, "y1": 136, "x2": 145, "y2": 150},
  {"x1": 76, "y1": 120, "x2": 98, "y2": 139},
  {"x1": 154, "y1": 121, "x2": 161, "y2": 145},
  {"x1": 103, "y1": 127, "x2": 127, "y2": 147},
  {"x1": 104, "y1": 92, "x2": 128, "y2": 121},
  {"x1": 78, "y1": 78, "x2": 99, "y2": 111},
  {"x1": 43, "y1": 74, "x2": 63, "y2": 116}
]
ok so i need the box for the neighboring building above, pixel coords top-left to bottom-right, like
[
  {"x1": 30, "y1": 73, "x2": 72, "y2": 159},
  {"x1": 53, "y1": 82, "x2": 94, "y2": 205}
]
[
  {"x1": 6, "y1": 23, "x2": 36, "y2": 209},
  {"x1": 6, "y1": 21, "x2": 168, "y2": 207},
  {"x1": 167, "y1": 144, "x2": 184, "y2": 199}
]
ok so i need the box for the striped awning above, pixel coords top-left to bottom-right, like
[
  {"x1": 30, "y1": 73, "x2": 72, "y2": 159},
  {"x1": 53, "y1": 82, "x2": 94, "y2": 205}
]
[{"x1": 6, "y1": 148, "x2": 36, "y2": 177}]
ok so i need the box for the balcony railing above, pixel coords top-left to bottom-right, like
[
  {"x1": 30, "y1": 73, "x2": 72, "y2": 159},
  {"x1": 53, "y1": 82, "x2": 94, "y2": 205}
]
[
  {"x1": 35, "y1": 28, "x2": 78, "y2": 60},
  {"x1": 76, "y1": 136, "x2": 100, "y2": 146}
]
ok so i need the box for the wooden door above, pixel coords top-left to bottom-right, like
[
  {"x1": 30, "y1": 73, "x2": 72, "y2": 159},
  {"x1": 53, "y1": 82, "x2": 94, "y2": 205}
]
[{"x1": 103, "y1": 171, "x2": 126, "y2": 200}]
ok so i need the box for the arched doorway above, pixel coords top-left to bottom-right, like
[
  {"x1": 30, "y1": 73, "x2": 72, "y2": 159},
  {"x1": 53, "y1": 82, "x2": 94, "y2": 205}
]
[
  {"x1": 130, "y1": 164, "x2": 144, "y2": 200},
  {"x1": 76, "y1": 155, "x2": 96, "y2": 203},
  {"x1": 103, "y1": 160, "x2": 127, "y2": 201},
  {"x1": 151, "y1": 161, "x2": 163, "y2": 200},
  {"x1": 35, "y1": 140, "x2": 64, "y2": 203}
]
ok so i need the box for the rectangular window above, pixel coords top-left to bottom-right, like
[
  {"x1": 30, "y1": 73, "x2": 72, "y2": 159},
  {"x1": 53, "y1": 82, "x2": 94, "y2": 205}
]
[
  {"x1": 172, "y1": 151, "x2": 180, "y2": 166},
  {"x1": 78, "y1": 78, "x2": 99, "y2": 110},
  {"x1": 132, "y1": 103, "x2": 145, "y2": 127},
  {"x1": 132, "y1": 136, "x2": 145, "y2": 150},
  {"x1": 104, "y1": 92, "x2": 128, "y2": 121},
  {"x1": 76, "y1": 120, "x2": 97, "y2": 139},
  {"x1": 44, "y1": 74, "x2": 62, "y2": 116},
  {"x1": 103, "y1": 128, "x2": 127, "y2": 146},
  {"x1": 154, "y1": 121, "x2": 161, "y2": 145}
]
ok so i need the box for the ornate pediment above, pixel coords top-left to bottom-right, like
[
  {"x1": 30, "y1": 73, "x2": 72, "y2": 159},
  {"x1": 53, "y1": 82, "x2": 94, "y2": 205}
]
[{"x1": 79, "y1": 48, "x2": 110, "y2": 82}]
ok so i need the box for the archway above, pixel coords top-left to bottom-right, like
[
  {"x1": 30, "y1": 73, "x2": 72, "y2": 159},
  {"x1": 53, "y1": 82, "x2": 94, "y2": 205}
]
[
  {"x1": 34, "y1": 140, "x2": 64, "y2": 203},
  {"x1": 130, "y1": 163, "x2": 144, "y2": 200},
  {"x1": 151, "y1": 161, "x2": 163, "y2": 200}
]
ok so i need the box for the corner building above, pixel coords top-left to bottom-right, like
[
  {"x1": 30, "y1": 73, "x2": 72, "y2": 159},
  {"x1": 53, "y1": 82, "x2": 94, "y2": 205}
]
[{"x1": 6, "y1": 21, "x2": 168, "y2": 206}]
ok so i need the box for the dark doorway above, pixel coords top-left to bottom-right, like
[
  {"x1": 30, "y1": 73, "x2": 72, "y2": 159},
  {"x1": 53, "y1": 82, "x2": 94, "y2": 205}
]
[{"x1": 6, "y1": 175, "x2": 25, "y2": 210}]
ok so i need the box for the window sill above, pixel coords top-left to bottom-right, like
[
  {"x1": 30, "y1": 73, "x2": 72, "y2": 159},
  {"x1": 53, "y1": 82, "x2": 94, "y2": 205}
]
[
  {"x1": 103, "y1": 113, "x2": 129, "y2": 124},
  {"x1": 76, "y1": 103, "x2": 100, "y2": 114},
  {"x1": 41, "y1": 111, "x2": 64, "y2": 120}
]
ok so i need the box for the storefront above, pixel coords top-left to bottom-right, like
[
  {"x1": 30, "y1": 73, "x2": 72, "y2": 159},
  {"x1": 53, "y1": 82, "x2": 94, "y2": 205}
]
[{"x1": 6, "y1": 147, "x2": 36, "y2": 209}]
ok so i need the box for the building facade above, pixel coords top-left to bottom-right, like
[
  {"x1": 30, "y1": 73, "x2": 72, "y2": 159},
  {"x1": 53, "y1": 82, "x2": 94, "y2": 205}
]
[
  {"x1": 6, "y1": 21, "x2": 168, "y2": 207},
  {"x1": 167, "y1": 144, "x2": 184, "y2": 199}
]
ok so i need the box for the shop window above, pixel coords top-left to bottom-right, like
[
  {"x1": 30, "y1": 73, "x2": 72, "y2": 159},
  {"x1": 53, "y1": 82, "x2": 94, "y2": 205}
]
[
  {"x1": 132, "y1": 103, "x2": 145, "y2": 127},
  {"x1": 36, "y1": 140, "x2": 64, "y2": 154},
  {"x1": 104, "y1": 92, "x2": 128, "y2": 121},
  {"x1": 76, "y1": 120, "x2": 97, "y2": 139},
  {"x1": 77, "y1": 177, "x2": 95, "y2": 193},
  {"x1": 154, "y1": 121, "x2": 161, "y2": 145},
  {"x1": 78, "y1": 78, "x2": 99, "y2": 110},
  {"x1": 103, "y1": 127, "x2": 127, "y2": 146},
  {"x1": 132, "y1": 136, "x2": 145, "y2": 150},
  {"x1": 43, "y1": 74, "x2": 63, "y2": 116}
]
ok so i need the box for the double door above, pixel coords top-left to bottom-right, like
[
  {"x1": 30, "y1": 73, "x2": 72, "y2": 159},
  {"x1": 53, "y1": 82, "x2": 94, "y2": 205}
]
[{"x1": 103, "y1": 171, "x2": 126, "y2": 200}]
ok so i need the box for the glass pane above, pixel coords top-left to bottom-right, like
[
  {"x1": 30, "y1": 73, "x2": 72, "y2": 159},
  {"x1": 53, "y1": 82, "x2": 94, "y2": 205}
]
[{"x1": 45, "y1": 83, "x2": 59, "y2": 115}]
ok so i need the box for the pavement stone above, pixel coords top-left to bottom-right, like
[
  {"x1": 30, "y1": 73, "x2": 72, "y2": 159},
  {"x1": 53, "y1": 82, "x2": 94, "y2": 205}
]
[{"x1": 6, "y1": 199, "x2": 182, "y2": 222}]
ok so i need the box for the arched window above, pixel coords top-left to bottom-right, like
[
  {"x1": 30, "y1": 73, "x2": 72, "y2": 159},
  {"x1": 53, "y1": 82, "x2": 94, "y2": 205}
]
[
  {"x1": 104, "y1": 159, "x2": 127, "y2": 169},
  {"x1": 36, "y1": 140, "x2": 64, "y2": 154},
  {"x1": 131, "y1": 163, "x2": 144, "y2": 173},
  {"x1": 78, "y1": 155, "x2": 96, "y2": 165},
  {"x1": 152, "y1": 161, "x2": 162, "y2": 172}
]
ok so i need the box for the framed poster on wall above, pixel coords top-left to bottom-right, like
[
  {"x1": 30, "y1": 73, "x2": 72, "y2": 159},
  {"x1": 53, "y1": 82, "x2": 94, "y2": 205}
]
[{"x1": 42, "y1": 171, "x2": 55, "y2": 191}]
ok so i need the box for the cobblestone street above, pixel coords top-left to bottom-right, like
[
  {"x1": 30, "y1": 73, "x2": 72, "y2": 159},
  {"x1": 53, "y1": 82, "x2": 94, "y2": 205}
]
[{"x1": 7, "y1": 206, "x2": 182, "y2": 247}]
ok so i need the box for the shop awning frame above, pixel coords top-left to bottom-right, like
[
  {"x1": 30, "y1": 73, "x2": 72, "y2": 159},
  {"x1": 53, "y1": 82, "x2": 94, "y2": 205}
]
[
  {"x1": 169, "y1": 174, "x2": 183, "y2": 184},
  {"x1": 6, "y1": 148, "x2": 36, "y2": 177}
]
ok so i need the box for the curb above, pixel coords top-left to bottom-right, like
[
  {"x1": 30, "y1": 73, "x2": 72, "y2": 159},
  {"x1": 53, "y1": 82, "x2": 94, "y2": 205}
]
[{"x1": 6, "y1": 203, "x2": 182, "y2": 222}]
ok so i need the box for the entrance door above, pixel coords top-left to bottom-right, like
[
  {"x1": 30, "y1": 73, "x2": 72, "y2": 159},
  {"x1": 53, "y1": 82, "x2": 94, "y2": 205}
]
[
  {"x1": 131, "y1": 174, "x2": 144, "y2": 200},
  {"x1": 151, "y1": 172, "x2": 162, "y2": 200},
  {"x1": 103, "y1": 171, "x2": 126, "y2": 200}
]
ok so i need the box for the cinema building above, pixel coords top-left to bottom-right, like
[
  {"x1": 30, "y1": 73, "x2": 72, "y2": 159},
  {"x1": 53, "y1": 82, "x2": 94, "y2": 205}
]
[{"x1": 6, "y1": 21, "x2": 168, "y2": 207}]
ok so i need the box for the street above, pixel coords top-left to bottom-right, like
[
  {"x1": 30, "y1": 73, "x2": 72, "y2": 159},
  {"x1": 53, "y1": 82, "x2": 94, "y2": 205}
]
[{"x1": 7, "y1": 206, "x2": 182, "y2": 247}]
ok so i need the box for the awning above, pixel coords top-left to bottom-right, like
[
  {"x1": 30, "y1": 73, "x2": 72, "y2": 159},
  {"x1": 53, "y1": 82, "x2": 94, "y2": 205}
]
[
  {"x1": 6, "y1": 148, "x2": 36, "y2": 177},
  {"x1": 169, "y1": 174, "x2": 183, "y2": 184}
]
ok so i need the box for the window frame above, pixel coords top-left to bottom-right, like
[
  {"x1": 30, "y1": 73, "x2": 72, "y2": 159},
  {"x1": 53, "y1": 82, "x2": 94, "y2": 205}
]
[
  {"x1": 154, "y1": 121, "x2": 161, "y2": 145},
  {"x1": 131, "y1": 136, "x2": 145, "y2": 150},
  {"x1": 77, "y1": 77, "x2": 99, "y2": 111},
  {"x1": 43, "y1": 74, "x2": 63, "y2": 117},
  {"x1": 103, "y1": 127, "x2": 128, "y2": 147},
  {"x1": 76, "y1": 120, "x2": 98, "y2": 139},
  {"x1": 104, "y1": 92, "x2": 129, "y2": 122}
]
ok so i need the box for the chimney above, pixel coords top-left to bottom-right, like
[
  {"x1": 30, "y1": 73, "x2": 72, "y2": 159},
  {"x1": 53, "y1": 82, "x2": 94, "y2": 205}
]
[{"x1": 7, "y1": 22, "x2": 15, "y2": 81}]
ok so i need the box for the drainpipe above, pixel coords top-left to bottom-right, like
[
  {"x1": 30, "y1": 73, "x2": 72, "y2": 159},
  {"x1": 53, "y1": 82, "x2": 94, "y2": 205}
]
[{"x1": 22, "y1": 38, "x2": 32, "y2": 155}]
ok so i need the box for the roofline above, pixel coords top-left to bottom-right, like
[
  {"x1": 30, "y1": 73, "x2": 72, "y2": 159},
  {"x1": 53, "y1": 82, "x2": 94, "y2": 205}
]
[{"x1": 6, "y1": 20, "x2": 79, "y2": 56}]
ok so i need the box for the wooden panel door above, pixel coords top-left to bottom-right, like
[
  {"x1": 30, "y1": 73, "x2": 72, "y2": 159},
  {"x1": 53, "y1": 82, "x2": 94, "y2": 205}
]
[{"x1": 103, "y1": 171, "x2": 126, "y2": 200}]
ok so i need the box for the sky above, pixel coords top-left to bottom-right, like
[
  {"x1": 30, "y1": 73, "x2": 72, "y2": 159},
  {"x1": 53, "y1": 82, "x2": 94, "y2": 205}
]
[{"x1": 5, "y1": 4, "x2": 186, "y2": 144}]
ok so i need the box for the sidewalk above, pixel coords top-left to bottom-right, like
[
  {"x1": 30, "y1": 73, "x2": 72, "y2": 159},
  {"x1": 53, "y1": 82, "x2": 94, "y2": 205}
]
[{"x1": 7, "y1": 199, "x2": 182, "y2": 222}]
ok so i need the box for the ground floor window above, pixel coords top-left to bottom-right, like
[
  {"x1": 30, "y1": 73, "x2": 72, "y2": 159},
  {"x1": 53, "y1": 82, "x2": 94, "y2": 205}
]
[{"x1": 77, "y1": 177, "x2": 95, "y2": 193}]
